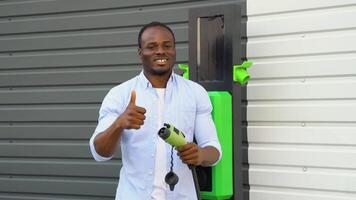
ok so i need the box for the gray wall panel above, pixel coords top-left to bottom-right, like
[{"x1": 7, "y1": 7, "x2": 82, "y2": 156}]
[
  {"x1": 0, "y1": 143, "x2": 95, "y2": 158},
  {"x1": 0, "y1": 47, "x2": 188, "y2": 69},
  {"x1": 0, "y1": 126, "x2": 96, "y2": 139},
  {"x1": 0, "y1": 89, "x2": 108, "y2": 104},
  {"x1": 0, "y1": 0, "x2": 244, "y2": 199},
  {"x1": 0, "y1": 159, "x2": 120, "y2": 178},
  {"x1": 0, "y1": 7, "x2": 187, "y2": 35},
  {"x1": 0, "y1": 178, "x2": 116, "y2": 196},
  {"x1": 0, "y1": 0, "x2": 191, "y2": 17},
  {"x1": 0, "y1": 69, "x2": 141, "y2": 87},
  {"x1": 0, "y1": 195, "x2": 113, "y2": 200},
  {"x1": 0, "y1": 26, "x2": 188, "y2": 52},
  {"x1": 0, "y1": 1, "x2": 238, "y2": 35},
  {"x1": 0, "y1": 106, "x2": 98, "y2": 121}
]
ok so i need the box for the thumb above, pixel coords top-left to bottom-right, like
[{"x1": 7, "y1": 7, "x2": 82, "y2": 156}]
[{"x1": 129, "y1": 90, "x2": 136, "y2": 105}]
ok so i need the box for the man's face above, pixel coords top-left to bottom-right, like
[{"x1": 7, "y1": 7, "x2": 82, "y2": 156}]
[{"x1": 138, "y1": 26, "x2": 176, "y2": 76}]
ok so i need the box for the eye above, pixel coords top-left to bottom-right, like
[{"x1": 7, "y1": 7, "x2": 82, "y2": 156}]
[{"x1": 164, "y1": 44, "x2": 173, "y2": 49}]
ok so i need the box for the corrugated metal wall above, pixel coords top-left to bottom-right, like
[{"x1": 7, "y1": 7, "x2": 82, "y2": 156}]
[
  {"x1": 247, "y1": 0, "x2": 356, "y2": 199},
  {"x1": 0, "y1": 0, "x2": 244, "y2": 199}
]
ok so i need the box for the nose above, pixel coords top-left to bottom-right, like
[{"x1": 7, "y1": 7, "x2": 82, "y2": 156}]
[{"x1": 155, "y1": 46, "x2": 165, "y2": 55}]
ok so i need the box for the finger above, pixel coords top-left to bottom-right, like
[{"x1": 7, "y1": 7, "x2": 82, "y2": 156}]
[
  {"x1": 180, "y1": 146, "x2": 198, "y2": 157},
  {"x1": 132, "y1": 119, "x2": 144, "y2": 126},
  {"x1": 184, "y1": 159, "x2": 199, "y2": 166},
  {"x1": 135, "y1": 106, "x2": 146, "y2": 114},
  {"x1": 178, "y1": 143, "x2": 196, "y2": 153},
  {"x1": 181, "y1": 153, "x2": 198, "y2": 161},
  {"x1": 129, "y1": 118, "x2": 144, "y2": 126},
  {"x1": 130, "y1": 124, "x2": 141, "y2": 130},
  {"x1": 177, "y1": 143, "x2": 194, "y2": 152},
  {"x1": 133, "y1": 113, "x2": 146, "y2": 121},
  {"x1": 128, "y1": 111, "x2": 145, "y2": 120},
  {"x1": 129, "y1": 90, "x2": 136, "y2": 105},
  {"x1": 180, "y1": 156, "x2": 195, "y2": 164}
]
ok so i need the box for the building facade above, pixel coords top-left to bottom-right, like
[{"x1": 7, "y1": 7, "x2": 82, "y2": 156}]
[{"x1": 0, "y1": 0, "x2": 355, "y2": 199}]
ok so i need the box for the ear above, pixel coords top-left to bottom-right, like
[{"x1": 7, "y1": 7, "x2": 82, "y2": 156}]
[{"x1": 138, "y1": 48, "x2": 142, "y2": 57}]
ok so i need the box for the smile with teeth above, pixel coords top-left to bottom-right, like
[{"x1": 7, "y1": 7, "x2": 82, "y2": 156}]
[{"x1": 155, "y1": 58, "x2": 168, "y2": 65}]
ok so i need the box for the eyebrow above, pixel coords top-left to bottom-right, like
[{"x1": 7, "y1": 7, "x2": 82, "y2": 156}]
[{"x1": 145, "y1": 40, "x2": 173, "y2": 45}]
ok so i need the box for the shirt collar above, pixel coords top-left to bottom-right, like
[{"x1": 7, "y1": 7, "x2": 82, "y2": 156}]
[{"x1": 138, "y1": 70, "x2": 175, "y2": 89}]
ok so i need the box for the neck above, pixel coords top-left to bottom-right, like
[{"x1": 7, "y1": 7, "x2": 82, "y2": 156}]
[{"x1": 143, "y1": 71, "x2": 172, "y2": 88}]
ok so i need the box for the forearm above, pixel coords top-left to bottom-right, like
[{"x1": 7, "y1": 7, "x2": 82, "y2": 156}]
[
  {"x1": 200, "y1": 146, "x2": 220, "y2": 166},
  {"x1": 94, "y1": 118, "x2": 123, "y2": 157}
]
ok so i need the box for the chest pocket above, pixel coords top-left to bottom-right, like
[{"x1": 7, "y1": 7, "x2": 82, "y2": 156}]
[
  {"x1": 177, "y1": 108, "x2": 196, "y2": 142},
  {"x1": 165, "y1": 88, "x2": 196, "y2": 142}
]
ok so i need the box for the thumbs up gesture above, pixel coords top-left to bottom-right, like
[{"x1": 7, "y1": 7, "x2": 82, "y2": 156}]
[{"x1": 117, "y1": 90, "x2": 146, "y2": 130}]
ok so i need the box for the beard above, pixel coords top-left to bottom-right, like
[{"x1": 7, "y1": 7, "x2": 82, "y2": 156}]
[{"x1": 144, "y1": 64, "x2": 173, "y2": 76}]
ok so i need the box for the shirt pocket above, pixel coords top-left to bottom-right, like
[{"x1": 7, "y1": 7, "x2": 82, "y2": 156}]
[{"x1": 177, "y1": 109, "x2": 196, "y2": 142}]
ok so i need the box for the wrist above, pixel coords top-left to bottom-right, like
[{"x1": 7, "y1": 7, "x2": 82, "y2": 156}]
[
  {"x1": 200, "y1": 146, "x2": 218, "y2": 166},
  {"x1": 114, "y1": 116, "x2": 125, "y2": 132},
  {"x1": 199, "y1": 147, "x2": 207, "y2": 166},
  {"x1": 195, "y1": 146, "x2": 204, "y2": 166}
]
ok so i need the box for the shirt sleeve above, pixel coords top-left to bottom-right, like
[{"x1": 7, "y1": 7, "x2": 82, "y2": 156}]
[
  {"x1": 193, "y1": 85, "x2": 222, "y2": 166},
  {"x1": 89, "y1": 88, "x2": 124, "y2": 162}
]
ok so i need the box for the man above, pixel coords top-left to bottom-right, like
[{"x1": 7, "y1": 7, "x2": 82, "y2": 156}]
[{"x1": 89, "y1": 21, "x2": 221, "y2": 200}]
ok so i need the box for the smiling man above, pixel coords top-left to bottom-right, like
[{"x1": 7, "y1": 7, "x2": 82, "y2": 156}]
[{"x1": 89, "y1": 22, "x2": 221, "y2": 200}]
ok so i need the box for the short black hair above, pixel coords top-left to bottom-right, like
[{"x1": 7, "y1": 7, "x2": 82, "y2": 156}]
[{"x1": 138, "y1": 21, "x2": 176, "y2": 48}]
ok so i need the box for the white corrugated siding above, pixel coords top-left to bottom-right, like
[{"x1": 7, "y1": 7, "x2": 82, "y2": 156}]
[{"x1": 247, "y1": 0, "x2": 356, "y2": 199}]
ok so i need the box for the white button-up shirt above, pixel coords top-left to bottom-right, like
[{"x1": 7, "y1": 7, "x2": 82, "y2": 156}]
[{"x1": 89, "y1": 71, "x2": 222, "y2": 200}]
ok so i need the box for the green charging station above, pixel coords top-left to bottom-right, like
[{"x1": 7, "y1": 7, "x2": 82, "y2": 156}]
[
  {"x1": 202, "y1": 92, "x2": 233, "y2": 199},
  {"x1": 184, "y1": 3, "x2": 250, "y2": 200},
  {"x1": 178, "y1": 64, "x2": 235, "y2": 199},
  {"x1": 177, "y1": 68, "x2": 250, "y2": 200}
]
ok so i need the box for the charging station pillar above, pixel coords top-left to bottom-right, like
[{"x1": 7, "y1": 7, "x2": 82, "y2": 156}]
[{"x1": 188, "y1": 4, "x2": 244, "y2": 200}]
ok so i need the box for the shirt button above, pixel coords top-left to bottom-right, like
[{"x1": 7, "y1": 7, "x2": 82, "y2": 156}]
[{"x1": 149, "y1": 171, "x2": 153, "y2": 175}]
